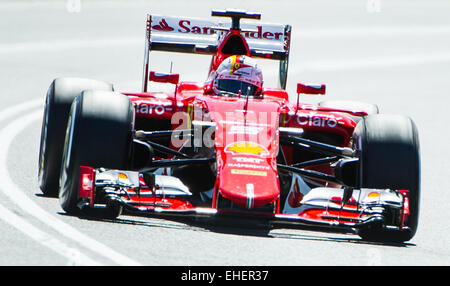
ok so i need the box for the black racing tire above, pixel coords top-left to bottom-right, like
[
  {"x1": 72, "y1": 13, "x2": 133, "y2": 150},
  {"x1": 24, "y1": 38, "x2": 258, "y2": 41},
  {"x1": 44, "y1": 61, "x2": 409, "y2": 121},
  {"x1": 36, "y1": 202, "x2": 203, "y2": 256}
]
[
  {"x1": 38, "y1": 77, "x2": 114, "y2": 197},
  {"x1": 353, "y1": 114, "x2": 420, "y2": 242},
  {"x1": 59, "y1": 90, "x2": 134, "y2": 214},
  {"x1": 318, "y1": 100, "x2": 379, "y2": 124}
]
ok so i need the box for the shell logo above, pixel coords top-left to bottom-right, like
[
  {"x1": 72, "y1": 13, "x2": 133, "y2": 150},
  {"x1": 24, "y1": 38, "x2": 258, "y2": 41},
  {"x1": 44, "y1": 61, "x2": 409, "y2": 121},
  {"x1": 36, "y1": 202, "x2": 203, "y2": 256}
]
[
  {"x1": 225, "y1": 142, "x2": 268, "y2": 156},
  {"x1": 118, "y1": 173, "x2": 128, "y2": 180}
]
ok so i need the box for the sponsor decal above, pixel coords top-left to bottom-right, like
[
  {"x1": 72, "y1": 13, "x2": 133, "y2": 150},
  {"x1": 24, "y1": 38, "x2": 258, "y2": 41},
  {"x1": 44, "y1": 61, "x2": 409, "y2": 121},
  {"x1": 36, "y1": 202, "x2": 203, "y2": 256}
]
[
  {"x1": 228, "y1": 125, "x2": 263, "y2": 135},
  {"x1": 151, "y1": 17, "x2": 284, "y2": 41},
  {"x1": 367, "y1": 192, "x2": 380, "y2": 198},
  {"x1": 118, "y1": 173, "x2": 128, "y2": 180},
  {"x1": 135, "y1": 103, "x2": 172, "y2": 115},
  {"x1": 152, "y1": 19, "x2": 174, "y2": 31},
  {"x1": 231, "y1": 157, "x2": 264, "y2": 164},
  {"x1": 225, "y1": 142, "x2": 269, "y2": 156},
  {"x1": 228, "y1": 163, "x2": 269, "y2": 170},
  {"x1": 229, "y1": 55, "x2": 253, "y2": 74},
  {"x1": 242, "y1": 25, "x2": 283, "y2": 41},
  {"x1": 296, "y1": 112, "x2": 340, "y2": 128},
  {"x1": 178, "y1": 20, "x2": 216, "y2": 35},
  {"x1": 230, "y1": 169, "x2": 267, "y2": 177}
]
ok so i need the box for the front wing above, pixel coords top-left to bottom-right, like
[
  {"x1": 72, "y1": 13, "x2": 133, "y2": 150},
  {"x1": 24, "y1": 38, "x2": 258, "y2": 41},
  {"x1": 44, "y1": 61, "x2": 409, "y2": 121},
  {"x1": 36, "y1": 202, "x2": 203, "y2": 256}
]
[{"x1": 78, "y1": 166, "x2": 411, "y2": 236}]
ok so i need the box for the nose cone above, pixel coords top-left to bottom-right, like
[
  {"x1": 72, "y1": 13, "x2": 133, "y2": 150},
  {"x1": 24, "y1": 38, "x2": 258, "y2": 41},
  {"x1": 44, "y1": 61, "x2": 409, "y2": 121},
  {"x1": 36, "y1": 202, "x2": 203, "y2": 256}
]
[
  {"x1": 219, "y1": 158, "x2": 280, "y2": 208},
  {"x1": 219, "y1": 169, "x2": 280, "y2": 209},
  {"x1": 202, "y1": 96, "x2": 282, "y2": 210}
]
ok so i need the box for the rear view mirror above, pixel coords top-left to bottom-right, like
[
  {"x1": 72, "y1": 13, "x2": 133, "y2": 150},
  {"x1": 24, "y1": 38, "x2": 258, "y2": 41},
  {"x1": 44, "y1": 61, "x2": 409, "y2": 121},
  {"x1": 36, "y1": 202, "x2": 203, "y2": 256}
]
[
  {"x1": 295, "y1": 83, "x2": 326, "y2": 115},
  {"x1": 149, "y1": 71, "x2": 179, "y2": 85},
  {"x1": 297, "y1": 83, "x2": 326, "y2": 95}
]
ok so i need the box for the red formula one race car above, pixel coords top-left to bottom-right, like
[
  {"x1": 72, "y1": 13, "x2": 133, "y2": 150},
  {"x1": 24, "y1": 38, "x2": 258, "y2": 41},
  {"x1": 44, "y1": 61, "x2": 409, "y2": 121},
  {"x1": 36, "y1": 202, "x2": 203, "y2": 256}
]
[{"x1": 38, "y1": 10, "x2": 420, "y2": 242}]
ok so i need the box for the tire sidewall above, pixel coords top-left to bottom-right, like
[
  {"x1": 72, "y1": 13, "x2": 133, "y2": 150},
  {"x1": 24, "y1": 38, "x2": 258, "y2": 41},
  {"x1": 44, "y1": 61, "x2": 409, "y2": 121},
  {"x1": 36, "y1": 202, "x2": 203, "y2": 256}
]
[
  {"x1": 59, "y1": 97, "x2": 81, "y2": 211},
  {"x1": 354, "y1": 114, "x2": 421, "y2": 240},
  {"x1": 59, "y1": 91, "x2": 133, "y2": 213},
  {"x1": 38, "y1": 78, "x2": 114, "y2": 197}
]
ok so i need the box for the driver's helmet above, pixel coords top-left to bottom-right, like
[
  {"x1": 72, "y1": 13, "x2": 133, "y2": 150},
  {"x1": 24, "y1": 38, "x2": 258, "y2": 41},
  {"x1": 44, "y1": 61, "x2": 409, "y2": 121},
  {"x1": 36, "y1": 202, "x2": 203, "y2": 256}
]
[{"x1": 212, "y1": 55, "x2": 263, "y2": 97}]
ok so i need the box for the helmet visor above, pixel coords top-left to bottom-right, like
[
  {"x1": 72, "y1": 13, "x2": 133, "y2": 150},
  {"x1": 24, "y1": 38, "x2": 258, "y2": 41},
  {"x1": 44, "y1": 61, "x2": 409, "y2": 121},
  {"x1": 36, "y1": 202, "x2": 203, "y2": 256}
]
[{"x1": 216, "y1": 79, "x2": 260, "y2": 96}]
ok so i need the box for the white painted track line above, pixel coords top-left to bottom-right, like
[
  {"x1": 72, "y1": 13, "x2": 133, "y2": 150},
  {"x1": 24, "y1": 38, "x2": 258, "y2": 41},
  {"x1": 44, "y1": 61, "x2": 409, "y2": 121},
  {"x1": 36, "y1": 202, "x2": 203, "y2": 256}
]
[
  {"x1": 0, "y1": 98, "x2": 42, "y2": 122},
  {"x1": 0, "y1": 102, "x2": 141, "y2": 266},
  {"x1": 0, "y1": 203, "x2": 101, "y2": 266}
]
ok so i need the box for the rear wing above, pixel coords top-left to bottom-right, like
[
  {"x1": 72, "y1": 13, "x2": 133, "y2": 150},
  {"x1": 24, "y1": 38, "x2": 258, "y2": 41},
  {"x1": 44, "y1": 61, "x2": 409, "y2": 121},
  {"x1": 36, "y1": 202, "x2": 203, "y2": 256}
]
[{"x1": 142, "y1": 10, "x2": 292, "y2": 91}]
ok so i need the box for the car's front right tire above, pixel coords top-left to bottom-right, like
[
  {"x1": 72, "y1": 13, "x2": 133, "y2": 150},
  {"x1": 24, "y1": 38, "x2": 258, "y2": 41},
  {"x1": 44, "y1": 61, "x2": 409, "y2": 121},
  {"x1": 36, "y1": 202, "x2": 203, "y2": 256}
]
[{"x1": 353, "y1": 114, "x2": 420, "y2": 242}]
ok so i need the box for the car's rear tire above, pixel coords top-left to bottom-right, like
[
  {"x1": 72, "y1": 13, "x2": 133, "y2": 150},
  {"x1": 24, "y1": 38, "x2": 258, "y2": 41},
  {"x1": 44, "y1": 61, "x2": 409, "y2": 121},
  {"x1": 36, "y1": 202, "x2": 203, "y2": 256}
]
[
  {"x1": 38, "y1": 77, "x2": 114, "y2": 197},
  {"x1": 318, "y1": 100, "x2": 379, "y2": 124},
  {"x1": 353, "y1": 114, "x2": 420, "y2": 242},
  {"x1": 59, "y1": 90, "x2": 134, "y2": 214}
]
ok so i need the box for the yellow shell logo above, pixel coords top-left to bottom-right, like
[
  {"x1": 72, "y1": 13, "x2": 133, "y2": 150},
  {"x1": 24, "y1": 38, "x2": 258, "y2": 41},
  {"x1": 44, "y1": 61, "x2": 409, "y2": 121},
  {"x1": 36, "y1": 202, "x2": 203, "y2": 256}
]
[{"x1": 225, "y1": 142, "x2": 268, "y2": 156}]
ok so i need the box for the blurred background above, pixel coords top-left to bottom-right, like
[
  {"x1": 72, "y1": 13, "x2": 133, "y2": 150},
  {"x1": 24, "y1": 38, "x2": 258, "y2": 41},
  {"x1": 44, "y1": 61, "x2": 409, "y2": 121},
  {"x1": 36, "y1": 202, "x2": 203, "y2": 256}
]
[{"x1": 3, "y1": 0, "x2": 450, "y2": 107}]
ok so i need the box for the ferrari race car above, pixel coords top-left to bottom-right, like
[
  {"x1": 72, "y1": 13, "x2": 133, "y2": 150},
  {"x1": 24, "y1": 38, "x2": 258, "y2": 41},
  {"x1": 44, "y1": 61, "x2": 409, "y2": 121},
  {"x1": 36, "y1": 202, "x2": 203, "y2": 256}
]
[{"x1": 38, "y1": 10, "x2": 420, "y2": 242}]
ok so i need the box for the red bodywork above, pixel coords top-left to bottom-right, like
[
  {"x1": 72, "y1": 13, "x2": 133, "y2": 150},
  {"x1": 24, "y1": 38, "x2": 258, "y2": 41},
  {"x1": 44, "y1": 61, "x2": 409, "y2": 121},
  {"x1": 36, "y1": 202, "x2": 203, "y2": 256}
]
[
  {"x1": 121, "y1": 84, "x2": 355, "y2": 211},
  {"x1": 79, "y1": 11, "x2": 410, "y2": 233}
]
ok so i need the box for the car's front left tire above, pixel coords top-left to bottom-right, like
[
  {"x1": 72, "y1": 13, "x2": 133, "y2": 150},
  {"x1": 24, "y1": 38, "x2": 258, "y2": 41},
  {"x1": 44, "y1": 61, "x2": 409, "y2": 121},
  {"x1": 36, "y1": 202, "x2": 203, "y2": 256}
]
[{"x1": 59, "y1": 90, "x2": 134, "y2": 214}]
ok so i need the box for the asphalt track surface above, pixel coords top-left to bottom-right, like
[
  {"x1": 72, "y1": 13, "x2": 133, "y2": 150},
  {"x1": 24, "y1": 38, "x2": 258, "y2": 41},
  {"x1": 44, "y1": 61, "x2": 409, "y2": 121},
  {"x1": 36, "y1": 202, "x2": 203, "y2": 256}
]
[{"x1": 1, "y1": 0, "x2": 450, "y2": 266}]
